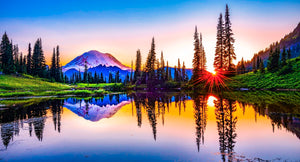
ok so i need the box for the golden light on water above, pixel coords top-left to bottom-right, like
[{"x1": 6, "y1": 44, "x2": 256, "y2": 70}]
[{"x1": 207, "y1": 95, "x2": 217, "y2": 107}]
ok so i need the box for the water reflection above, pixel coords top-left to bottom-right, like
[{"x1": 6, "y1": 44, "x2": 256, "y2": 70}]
[
  {"x1": 130, "y1": 93, "x2": 190, "y2": 140},
  {"x1": 214, "y1": 96, "x2": 237, "y2": 162},
  {"x1": 64, "y1": 94, "x2": 130, "y2": 121},
  {"x1": 0, "y1": 100, "x2": 63, "y2": 148},
  {"x1": 0, "y1": 92, "x2": 299, "y2": 161},
  {"x1": 191, "y1": 94, "x2": 208, "y2": 152}
]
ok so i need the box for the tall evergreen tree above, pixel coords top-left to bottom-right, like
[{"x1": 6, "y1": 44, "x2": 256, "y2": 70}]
[
  {"x1": 19, "y1": 52, "x2": 24, "y2": 73},
  {"x1": 13, "y1": 45, "x2": 20, "y2": 72},
  {"x1": 214, "y1": 13, "x2": 225, "y2": 71},
  {"x1": 56, "y1": 46, "x2": 61, "y2": 82},
  {"x1": 182, "y1": 61, "x2": 187, "y2": 82},
  {"x1": 224, "y1": 4, "x2": 236, "y2": 71},
  {"x1": 23, "y1": 55, "x2": 27, "y2": 73},
  {"x1": 267, "y1": 43, "x2": 280, "y2": 72},
  {"x1": 100, "y1": 73, "x2": 104, "y2": 83},
  {"x1": 32, "y1": 38, "x2": 46, "y2": 77},
  {"x1": 83, "y1": 60, "x2": 88, "y2": 83},
  {"x1": 145, "y1": 37, "x2": 156, "y2": 80},
  {"x1": 281, "y1": 46, "x2": 287, "y2": 67},
  {"x1": 287, "y1": 48, "x2": 292, "y2": 59},
  {"x1": 177, "y1": 58, "x2": 181, "y2": 82},
  {"x1": 134, "y1": 49, "x2": 142, "y2": 82},
  {"x1": 27, "y1": 43, "x2": 32, "y2": 74},
  {"x1": 240, "y1": 57, "x2": 245, "y2": 74},
  {"x1": 199, "y1": 33, "x2": 206, "y2": 71},
  {"x1": 252, "y1": 56, "x2": 257, "y2": 73},
  {"x1": 0, "y1": 32, "x2": 15, "y2": 74},
  {"x1": 192, "y1": 26, "x2": 201, "y2": 82},
  {"x1": 166, "y1": 61, "x2": 169, "y2": 80},
  {"x1": 160, "y1": 51, "x2": 165, "y2": 81},
  {"x1": 50, "y1": 48, "x2": 56, "y2": 79}
]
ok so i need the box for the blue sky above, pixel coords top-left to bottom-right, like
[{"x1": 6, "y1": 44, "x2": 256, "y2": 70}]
[{"x1": 1, "y1": 0, "x2": 300, "y2": 70}]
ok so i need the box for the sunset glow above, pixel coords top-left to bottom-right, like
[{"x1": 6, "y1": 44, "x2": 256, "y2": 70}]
[{"x1": 0, "y1": 0, "x2": 299, "y2": 68}]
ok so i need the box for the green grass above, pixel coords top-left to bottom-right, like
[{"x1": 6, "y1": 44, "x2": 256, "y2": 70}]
[
  {"x1": 0, "y1": 74, "x2": 71, "y2": 91},
  {"x1": 0, "y1": 75, "x2": 111, "y2": 98},
  {"x1": 0, "y1": 91, "x2": 34, "y2": 97},
  {"x1": 228, "y1": 57, "x2": 300, "y2": 89},
  {"x1": 76, "y1": 83, "x2": 122, "y2": 88}
]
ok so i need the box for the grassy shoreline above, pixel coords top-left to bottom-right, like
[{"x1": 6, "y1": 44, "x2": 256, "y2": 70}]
[{"x1": 0, "y1": 75, "x2": 124, "y2": 98}]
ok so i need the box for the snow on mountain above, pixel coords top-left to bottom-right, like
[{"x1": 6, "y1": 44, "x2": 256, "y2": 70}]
[{"x1": 62, "y1": 50, "x2": 130, "y2": 72}]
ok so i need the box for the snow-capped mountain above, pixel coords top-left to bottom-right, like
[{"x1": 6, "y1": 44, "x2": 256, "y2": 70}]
[{"x1": 62, "y1": 50, "x2": 130, "y2": 72}]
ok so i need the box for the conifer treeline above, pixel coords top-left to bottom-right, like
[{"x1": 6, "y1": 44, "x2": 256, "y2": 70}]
[
  {"x1": 0, "y1": 32, "x2": 65, "y2": 82},
  {"x1": 132, "y1": 37, "x2": 189, "y2": 89},
  {"x1": 236, "y1": 42, "x2": 294, "y2": 74}
]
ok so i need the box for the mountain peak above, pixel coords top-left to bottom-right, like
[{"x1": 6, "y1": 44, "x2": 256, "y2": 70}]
[{"x1": 62, "y1": 50, "x2": 130, "y2": 72}]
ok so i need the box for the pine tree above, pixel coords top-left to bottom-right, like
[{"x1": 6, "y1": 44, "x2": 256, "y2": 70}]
[
  {"x1": 281, "y1": 46, "x2": 287, "y2": 67},
  {"x1": 166, "y1": 61, "x2": 169, "y2": 80},
  {"x1": 32, "y1": 38, "x2": 46, "y2": 77},
  {"x1": 214, "y1": 13, "x2": 225, "y2": 71},
  {"x1": 50, "y1": 48, "x2": 56, "y2": 80},
  {"x1": 182, "y1": 61, "x2": 187, "y2": 82},
  {"x1": 256, "y1": 57, "x2": 260, "y2": 70},
  {"x1": 267, "y1": 43, "x2": 280, "y2": 72},
  {"x1": 240, "y1": 57, "x2": 245, "y2": 74},
  {"x1": 56, "y1": 46, "x2": 61, "y2": 82},
  {"x1": 19, "y1": 52, "x2": 23, "y2": 73},
  {"x1": 145, "y1": 37, "x2": 156, "y2": 80},
  {"x1": 174, "y1": 65, "x2": 178, "y2": 81},
  {"x1": 27, "y1": 43, "x2": 32, "y2": 74},
  {"x1": 224, "y1": 4, "x2": 236, "y2": 71},
  {"x1": 13, "y1": 44, "x2": 19, "y2": 71},
  {"x1": 252, "y1": 56, "x2": 257, "y2": 73},
  {"x1": 0, "y1": 32, "x2": 15, "y2": 74},
  {"x1": 99, "y1": 73, "x2": 103, "y2": 83},
  {"x1": 176, "y1": 59, "x2": 180, "y2": 81},
  {"x1": 199, "y1": 33, "x2": 206, "y2": 71},
  {"x1": 259, "y1": 60, "x2": 265, "y2": 73},
  {"x1": 22, "y1": 54, "x2": 27, "y2": 73},
  {"x1": 160, "y1": 51, "x2": 165, "y2": 81},
  {"x1": 287, "y1": 48, "x2": 291, "y2": 59},
  {"x1": 134, "y1": 49, "x2": 142, "y2": 82},
  {"x1": 192, "y1": 26, "x2": 201, "y2": 81},
  {"x1": 83, "y1": 60, "x2": 88, "y2": 83}
]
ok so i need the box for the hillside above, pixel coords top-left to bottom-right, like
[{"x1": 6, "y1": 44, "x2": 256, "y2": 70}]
[{"x1": 228, "y1": 56, "x2": 300, "y2": 89}]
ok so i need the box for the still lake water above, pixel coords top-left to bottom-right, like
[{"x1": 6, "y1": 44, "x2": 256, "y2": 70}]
[{"x1": 0, "y1": 92, "x2": 299, "y2": 161}]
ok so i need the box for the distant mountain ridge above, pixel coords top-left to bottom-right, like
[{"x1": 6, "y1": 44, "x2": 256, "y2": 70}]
[
  {"x1": 62, "y1": 50, "x2": 130, "y2": 72},
  {"x1": 243, "y1": 22, "x2": 300, "y2": 70}
]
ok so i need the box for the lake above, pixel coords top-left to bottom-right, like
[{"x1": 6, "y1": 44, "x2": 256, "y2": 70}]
[{"x1": 0, "y1": 92, "x2": 300, "y2": 161}]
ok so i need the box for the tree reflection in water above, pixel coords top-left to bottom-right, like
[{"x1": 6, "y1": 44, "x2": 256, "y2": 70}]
[
  {"x1": 191, "y1": 93, "x2": 208, "y2": 152},
  {"x1": 0, "y1": 92, "x2": 299, "y2": 160},
  {"x1": 0, "y1": 99, "x2": 64, "y2": 149},
  {"x1": 214, "y1": 95, "x2": 237, "y2": 162}
]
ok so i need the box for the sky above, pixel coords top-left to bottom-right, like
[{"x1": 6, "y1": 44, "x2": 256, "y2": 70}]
[{"x1": 1, "y1": 0, "x2": 300, "y2": 72}]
